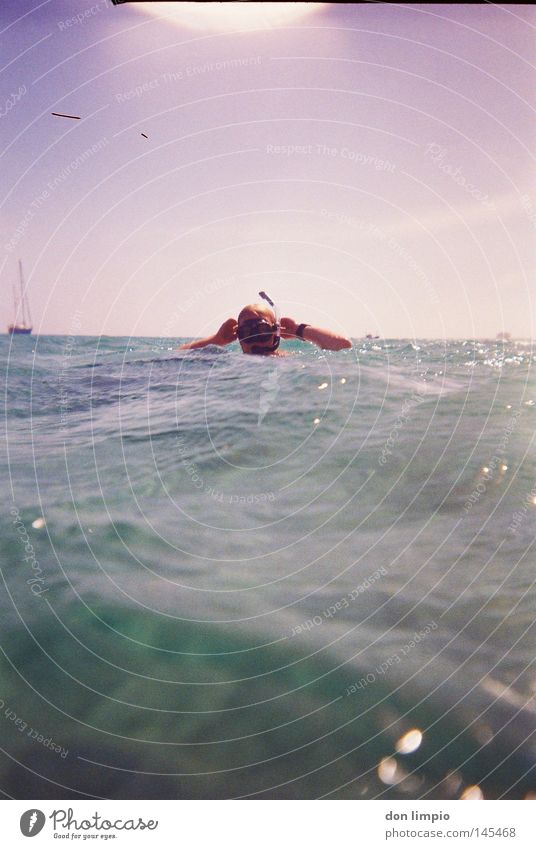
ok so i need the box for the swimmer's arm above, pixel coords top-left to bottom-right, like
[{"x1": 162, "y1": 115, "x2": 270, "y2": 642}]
[
  {"x1": 178, "y1": 318, "x2": 237, "y2": 350},
  {"x1": 179, "y1": 334, "x2": 220, "y2": 350},
  {"x1": 280, "y1": 317, "x2": 352, "y2": 351}
]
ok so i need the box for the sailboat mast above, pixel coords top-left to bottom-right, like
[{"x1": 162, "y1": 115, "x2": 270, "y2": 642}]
[
  {"x1": 25, "y1": 267, "x2": 32, "y2": 327},
  {"x1": 18, "y1": 259, "x2": 27, "y2": 326},
  {"x1": 12, "y1": 280, "x2": 18, "y2": 322}
]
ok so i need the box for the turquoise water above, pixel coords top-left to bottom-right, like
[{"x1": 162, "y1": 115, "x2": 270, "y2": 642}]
[{"x1": 1, "y1": 334, "x2": 535, "y2": 799}]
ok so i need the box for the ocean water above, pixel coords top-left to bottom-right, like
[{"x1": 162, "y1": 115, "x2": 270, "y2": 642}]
[{"x1": 1, "y1": 334, "x2": 535, "y2": 800}]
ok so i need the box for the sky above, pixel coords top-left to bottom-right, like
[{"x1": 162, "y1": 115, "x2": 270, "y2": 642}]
[{"x1": 0, "y1": 0, "x2": 535, "y2": 339}]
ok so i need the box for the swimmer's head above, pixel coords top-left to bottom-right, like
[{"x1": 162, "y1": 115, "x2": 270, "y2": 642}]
[{"x1": 237, "y1": 303, "x2": 280, "y2": 355}]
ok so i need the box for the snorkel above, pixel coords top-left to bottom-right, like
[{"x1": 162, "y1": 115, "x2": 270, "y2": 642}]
[{"x1": 253, "y1": 291, "x2": 280, "y2": 355}]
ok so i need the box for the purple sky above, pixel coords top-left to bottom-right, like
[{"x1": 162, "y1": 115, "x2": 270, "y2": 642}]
[{"x1": 1, "y1": 1, "x2": 535, "y2": 339}]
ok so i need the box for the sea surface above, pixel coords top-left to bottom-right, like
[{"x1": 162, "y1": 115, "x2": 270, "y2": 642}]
[{"x1": 1, "y1": 334, "x2": 535, "y2": 799}]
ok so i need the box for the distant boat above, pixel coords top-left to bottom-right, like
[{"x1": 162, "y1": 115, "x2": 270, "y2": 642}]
[
  {"x1": 7, "y1": 259, "x2": 32, "y2": 335},
  {"x1": 365, "y1": 333, "x2": 379, "y2": 340}
]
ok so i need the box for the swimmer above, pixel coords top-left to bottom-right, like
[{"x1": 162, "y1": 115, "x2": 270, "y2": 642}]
[{"x1": 179, "y1": 292, "x2": 351, "y2": 355}]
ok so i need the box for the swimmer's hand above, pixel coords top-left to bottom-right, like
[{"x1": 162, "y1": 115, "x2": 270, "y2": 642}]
[
  {"x1": 214, "y1": 318, "x2": 238, "y2": 345},
  {"x1": 280, "y1": 317, "x2": 298, "y2": 339}
]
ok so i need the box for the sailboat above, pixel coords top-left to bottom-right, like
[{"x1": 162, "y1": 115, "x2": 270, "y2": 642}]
[{"x1": 7, "y1": 260, "x2": 32, "y2": 335}]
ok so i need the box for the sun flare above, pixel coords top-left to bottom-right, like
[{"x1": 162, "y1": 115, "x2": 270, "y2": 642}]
[{"x1": 136, "y1": 1, "x2": 325, "y2": 33}]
